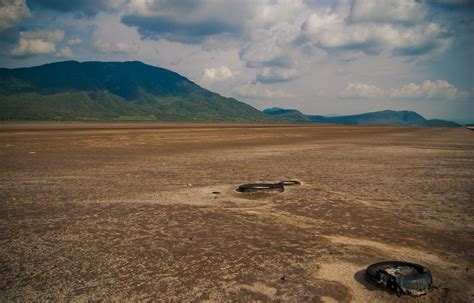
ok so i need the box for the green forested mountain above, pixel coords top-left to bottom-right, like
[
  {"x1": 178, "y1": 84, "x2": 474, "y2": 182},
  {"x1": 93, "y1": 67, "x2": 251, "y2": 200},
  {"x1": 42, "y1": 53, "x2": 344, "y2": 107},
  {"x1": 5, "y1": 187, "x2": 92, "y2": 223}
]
[
  {"x1": 264, "y1": 108, "x2": 460, "y2": 127},
  {"x1": 0, "y1": 61, "x2": 269, "y2": 121},
  {"x1": 0, "y1": 61, "x2": 461, "y2": 126},
  {"x1": 262, "y1": 107, "x2": 312, "y2": 122}
]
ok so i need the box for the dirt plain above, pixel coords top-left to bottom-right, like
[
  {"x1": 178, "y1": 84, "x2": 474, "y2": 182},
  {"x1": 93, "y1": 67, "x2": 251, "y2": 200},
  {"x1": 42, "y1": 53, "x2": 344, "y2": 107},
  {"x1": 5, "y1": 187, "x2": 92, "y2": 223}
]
[{"x1": 0, "y1": 123, "x2": 473, "y2": 302}]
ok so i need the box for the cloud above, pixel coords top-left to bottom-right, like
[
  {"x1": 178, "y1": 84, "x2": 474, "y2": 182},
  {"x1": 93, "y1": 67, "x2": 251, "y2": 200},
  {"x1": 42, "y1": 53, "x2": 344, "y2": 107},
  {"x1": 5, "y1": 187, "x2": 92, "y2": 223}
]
[
  {"x1": 67, "y1": 38, "x2": 82, "y2": 46},
  {"x1": 10, "y1": 29, "x2": 64, "y2": 56},
  {"x1": 236, "y1": 8, "x2": 306, "y2": 84},
  {"x1": 122, "y1": 0, "x2": 305, "y2": 44},
  {"x1": 239, "y1": 29, "x2": 299, "y2": 69},
  {"x1": 300, "y1": 11, "x2": 452, "y2": 56},
  {"x1": 234, "y1": 83, "x2": 294, "y2": 99},
  {"x1": 429, "y1": 0, "x2": 474, "y2": 8},
  {"x1": 256, "y1": 67, "x2": 298, "y2": 84},
  {"x1": 28, "y1": 0, "x2": 123, "y2": 15},
  {"x1": 390, "y1": 80, "x2": 471, "y2": 101},
  {"x1": 11, "y1": 38, "x2": 55, "y2": 56},
  {"x1": 339, "y1": 80, "x2": 471, "y2": 101},
  {"x1": 93, "y1": 40, "x2": 139, "y2": 53},
  {"x1": 339, "y1": 82, "x2": 385, "y2": 99},
  {"x1": 0, "y1": 0, "x2": 30, "y2": 32},
  {"x1": 122, "y1": 0, "x2": 255, "y2": 43},
  {"x1": 19, "y1": 29, "x2": 64, "y2": 42},
  {"x1": 55, "y1": 46, "x2": 73, "y2": 58},
  {"x1": 240, "y1": 41, "x2": 287, "y2": 68},
  {"x1": 435, "y1": 0, "x2": 471, "y2": 3},
  {"x1": 350, "y1": 0, "x2": 427, "y2": 24},
  {"x1": 237, "y1": 1, "x2": 310, "y2": 68},
  {"x1": 200, "y1": 65, "x2": 233, "y2": 84}
]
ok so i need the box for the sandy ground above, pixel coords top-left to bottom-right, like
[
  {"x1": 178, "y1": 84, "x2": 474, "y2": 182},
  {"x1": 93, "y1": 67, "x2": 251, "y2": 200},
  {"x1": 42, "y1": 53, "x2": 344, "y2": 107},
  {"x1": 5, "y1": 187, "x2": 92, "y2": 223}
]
[{"x1": 0, "y1": 123, "x2": 473, "y2": 302}]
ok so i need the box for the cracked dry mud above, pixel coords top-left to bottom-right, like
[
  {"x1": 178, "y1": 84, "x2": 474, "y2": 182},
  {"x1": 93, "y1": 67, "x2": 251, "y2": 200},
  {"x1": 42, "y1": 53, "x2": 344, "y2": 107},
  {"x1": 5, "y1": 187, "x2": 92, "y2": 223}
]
[{"x1": 0, "y1": 123, "x2": 473, "y2": 302}]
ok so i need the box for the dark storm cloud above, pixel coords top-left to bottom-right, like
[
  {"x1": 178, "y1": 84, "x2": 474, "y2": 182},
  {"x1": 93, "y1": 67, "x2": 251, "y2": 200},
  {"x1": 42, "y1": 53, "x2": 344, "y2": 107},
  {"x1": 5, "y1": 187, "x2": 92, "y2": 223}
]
[
  {"x1": 27, "y1": 0, "x2": 118, "y2": 15},
  {"x1": 241, "y1": 52, "x2": 297, "y2": 69},
  {"x1": 255, "y1": 73, "x2": 296, "y2": 84},
  {"x1": 122, "y1": 14, "x2": 241, "y2": 44},
  {"x1": 255, "y1": 67, "x2": 298, "y2": 84},
  {"x1": 0, "y1": 26, "x2": 20, "y2": 43},
  {"x1": 428, "y1": 0, "x2": 474, "y2": 9},
  {"x1": 121, "y1": 0, "x2": 254, "y2": 43}
]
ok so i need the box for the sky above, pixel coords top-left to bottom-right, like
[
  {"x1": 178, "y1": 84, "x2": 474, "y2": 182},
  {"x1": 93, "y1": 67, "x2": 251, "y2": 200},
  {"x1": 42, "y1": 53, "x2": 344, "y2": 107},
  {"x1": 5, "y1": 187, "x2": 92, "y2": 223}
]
[{"x1": 0, "y1": 0, "x2": 473, "y2": 122}]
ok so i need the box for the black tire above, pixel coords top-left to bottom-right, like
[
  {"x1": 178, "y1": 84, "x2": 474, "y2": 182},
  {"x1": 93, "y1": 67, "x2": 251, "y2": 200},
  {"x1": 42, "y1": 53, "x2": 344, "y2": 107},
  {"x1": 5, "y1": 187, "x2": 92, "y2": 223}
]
[
  {"x1": 236, "y1": 183, "x2": 285, "y2": 193},
  {"x1": 366, "y1": 261, "x2": 432, "y2": 296},
  {"x1": 279, "y1": 180, "x2": 301, "y2": 186}
]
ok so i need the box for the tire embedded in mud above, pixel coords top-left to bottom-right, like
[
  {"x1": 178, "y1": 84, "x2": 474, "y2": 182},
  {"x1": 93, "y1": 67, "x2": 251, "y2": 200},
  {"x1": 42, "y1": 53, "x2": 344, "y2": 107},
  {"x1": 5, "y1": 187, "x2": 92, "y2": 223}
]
[
  {"x1": 236, "y1": 183, "x2": 285, "y2": 193},
  {"x1": 365, "y1": 261, "x2": 433, "y2": 296},
  {"x1": 279, "y1": 180, "x2": 301, "y2": 186}
]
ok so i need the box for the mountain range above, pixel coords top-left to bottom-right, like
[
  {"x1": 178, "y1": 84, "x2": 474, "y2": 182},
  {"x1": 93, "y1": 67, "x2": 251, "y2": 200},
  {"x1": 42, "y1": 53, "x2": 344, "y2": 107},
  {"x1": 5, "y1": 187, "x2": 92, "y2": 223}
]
[
  {"x1": 263, "y1": 107, "x2": 459, "y2": 127},
  {"x1": 0, "y1": 60, "x2": 269, "y2": 122},
  {"x1": 0, "y1": 60, "x2": 460, "y2": 127}
]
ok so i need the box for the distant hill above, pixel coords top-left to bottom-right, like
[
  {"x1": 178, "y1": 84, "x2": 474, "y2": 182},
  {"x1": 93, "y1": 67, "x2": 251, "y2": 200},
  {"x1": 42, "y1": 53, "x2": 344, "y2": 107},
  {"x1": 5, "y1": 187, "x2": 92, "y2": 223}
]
[
  {"x1": 263, "y1": 107, "x2": 311, "y2": 122},
  {"x1": 308, "y1": 110, "x2": 427, "y2": 125},
  {"x1": 422, "y1": 119, "x2": 460, "y2": 127},
  {"x1": 0, "y1": 61, "x2": 270, "y2": 121},
  {"x1": 264, "y1": 108, "x2": 460, "y2": 127}
]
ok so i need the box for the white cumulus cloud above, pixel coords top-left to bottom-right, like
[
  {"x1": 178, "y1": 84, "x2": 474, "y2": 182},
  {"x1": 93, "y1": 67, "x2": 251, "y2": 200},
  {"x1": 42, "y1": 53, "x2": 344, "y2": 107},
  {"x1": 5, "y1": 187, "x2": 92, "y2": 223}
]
[
  {"x1": 0, "y1": 0, "x2": 30, "y2": 31},
  {"x1": 67, "y1": 38, "x2": 82, "y2": 46},
  {"x1": 234, "y1": 83, "x2": 294, "y2": 99},
  {"x1": 11, "y1": 30, "x2": 64, "y2": 57},
  {"x1": 300, "y1": 0, "x2": 453, "y2": 58},
  {"x1": 93, "y1": 40, "x2": 139, "y2": 53},
  {"x1": 301, "y1": 11, "x2": 452, "y2": 56},
  {"x1": 20, "y1": 30, "x2": 64, "y2": 42},
  {"x1": 340, "y1": 82, "x2": 385, "y2": 99},
  {"x1": 390, "y1": 80, "x2": 471, "y2": 101},
  {"x1": 339, "y1": 80, "x2": 471, "y2": 101},
  {"x1": 200, "y1": 65, "x2": 233, "y2": 84},
  {"x1": 350, "y1": 0, "x2": 427, "y2": 24},
  {"x1": 55, "y1": 46, "x2": 73, "y2": 58}
]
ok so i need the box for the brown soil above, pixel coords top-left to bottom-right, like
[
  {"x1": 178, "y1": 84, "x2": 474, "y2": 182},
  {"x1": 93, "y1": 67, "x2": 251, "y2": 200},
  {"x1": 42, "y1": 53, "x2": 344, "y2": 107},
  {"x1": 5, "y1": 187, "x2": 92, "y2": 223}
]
[{"x1": 0, "y1": 123, "x2": 473, "y2": 302}]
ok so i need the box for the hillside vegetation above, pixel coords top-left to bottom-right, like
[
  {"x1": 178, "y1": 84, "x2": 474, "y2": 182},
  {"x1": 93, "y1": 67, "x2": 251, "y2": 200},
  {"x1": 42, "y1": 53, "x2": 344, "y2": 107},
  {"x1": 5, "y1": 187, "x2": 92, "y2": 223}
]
[
  {"x1": 0, "y1": 61, "x2": 270, "y2": 122},
  {"x1": 264, "y1": 107, "x2": 459, "y2": 127}
]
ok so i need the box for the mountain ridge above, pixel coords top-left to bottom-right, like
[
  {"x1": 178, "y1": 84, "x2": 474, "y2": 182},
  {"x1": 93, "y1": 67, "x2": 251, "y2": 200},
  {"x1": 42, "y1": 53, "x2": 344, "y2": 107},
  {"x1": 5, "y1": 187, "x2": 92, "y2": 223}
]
[
  {"x1": 262, "y1": 107, "x2": 311, "y2": 122},
  {"x1": 0, "y1": 61, "x2": 462, "y2": 126},
  {"x1": 264, "y1": 107, "x2": 460, "y2": 127},
  {"x1": 0, "y1": 60, "x2": 271, "y2": 122}
]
